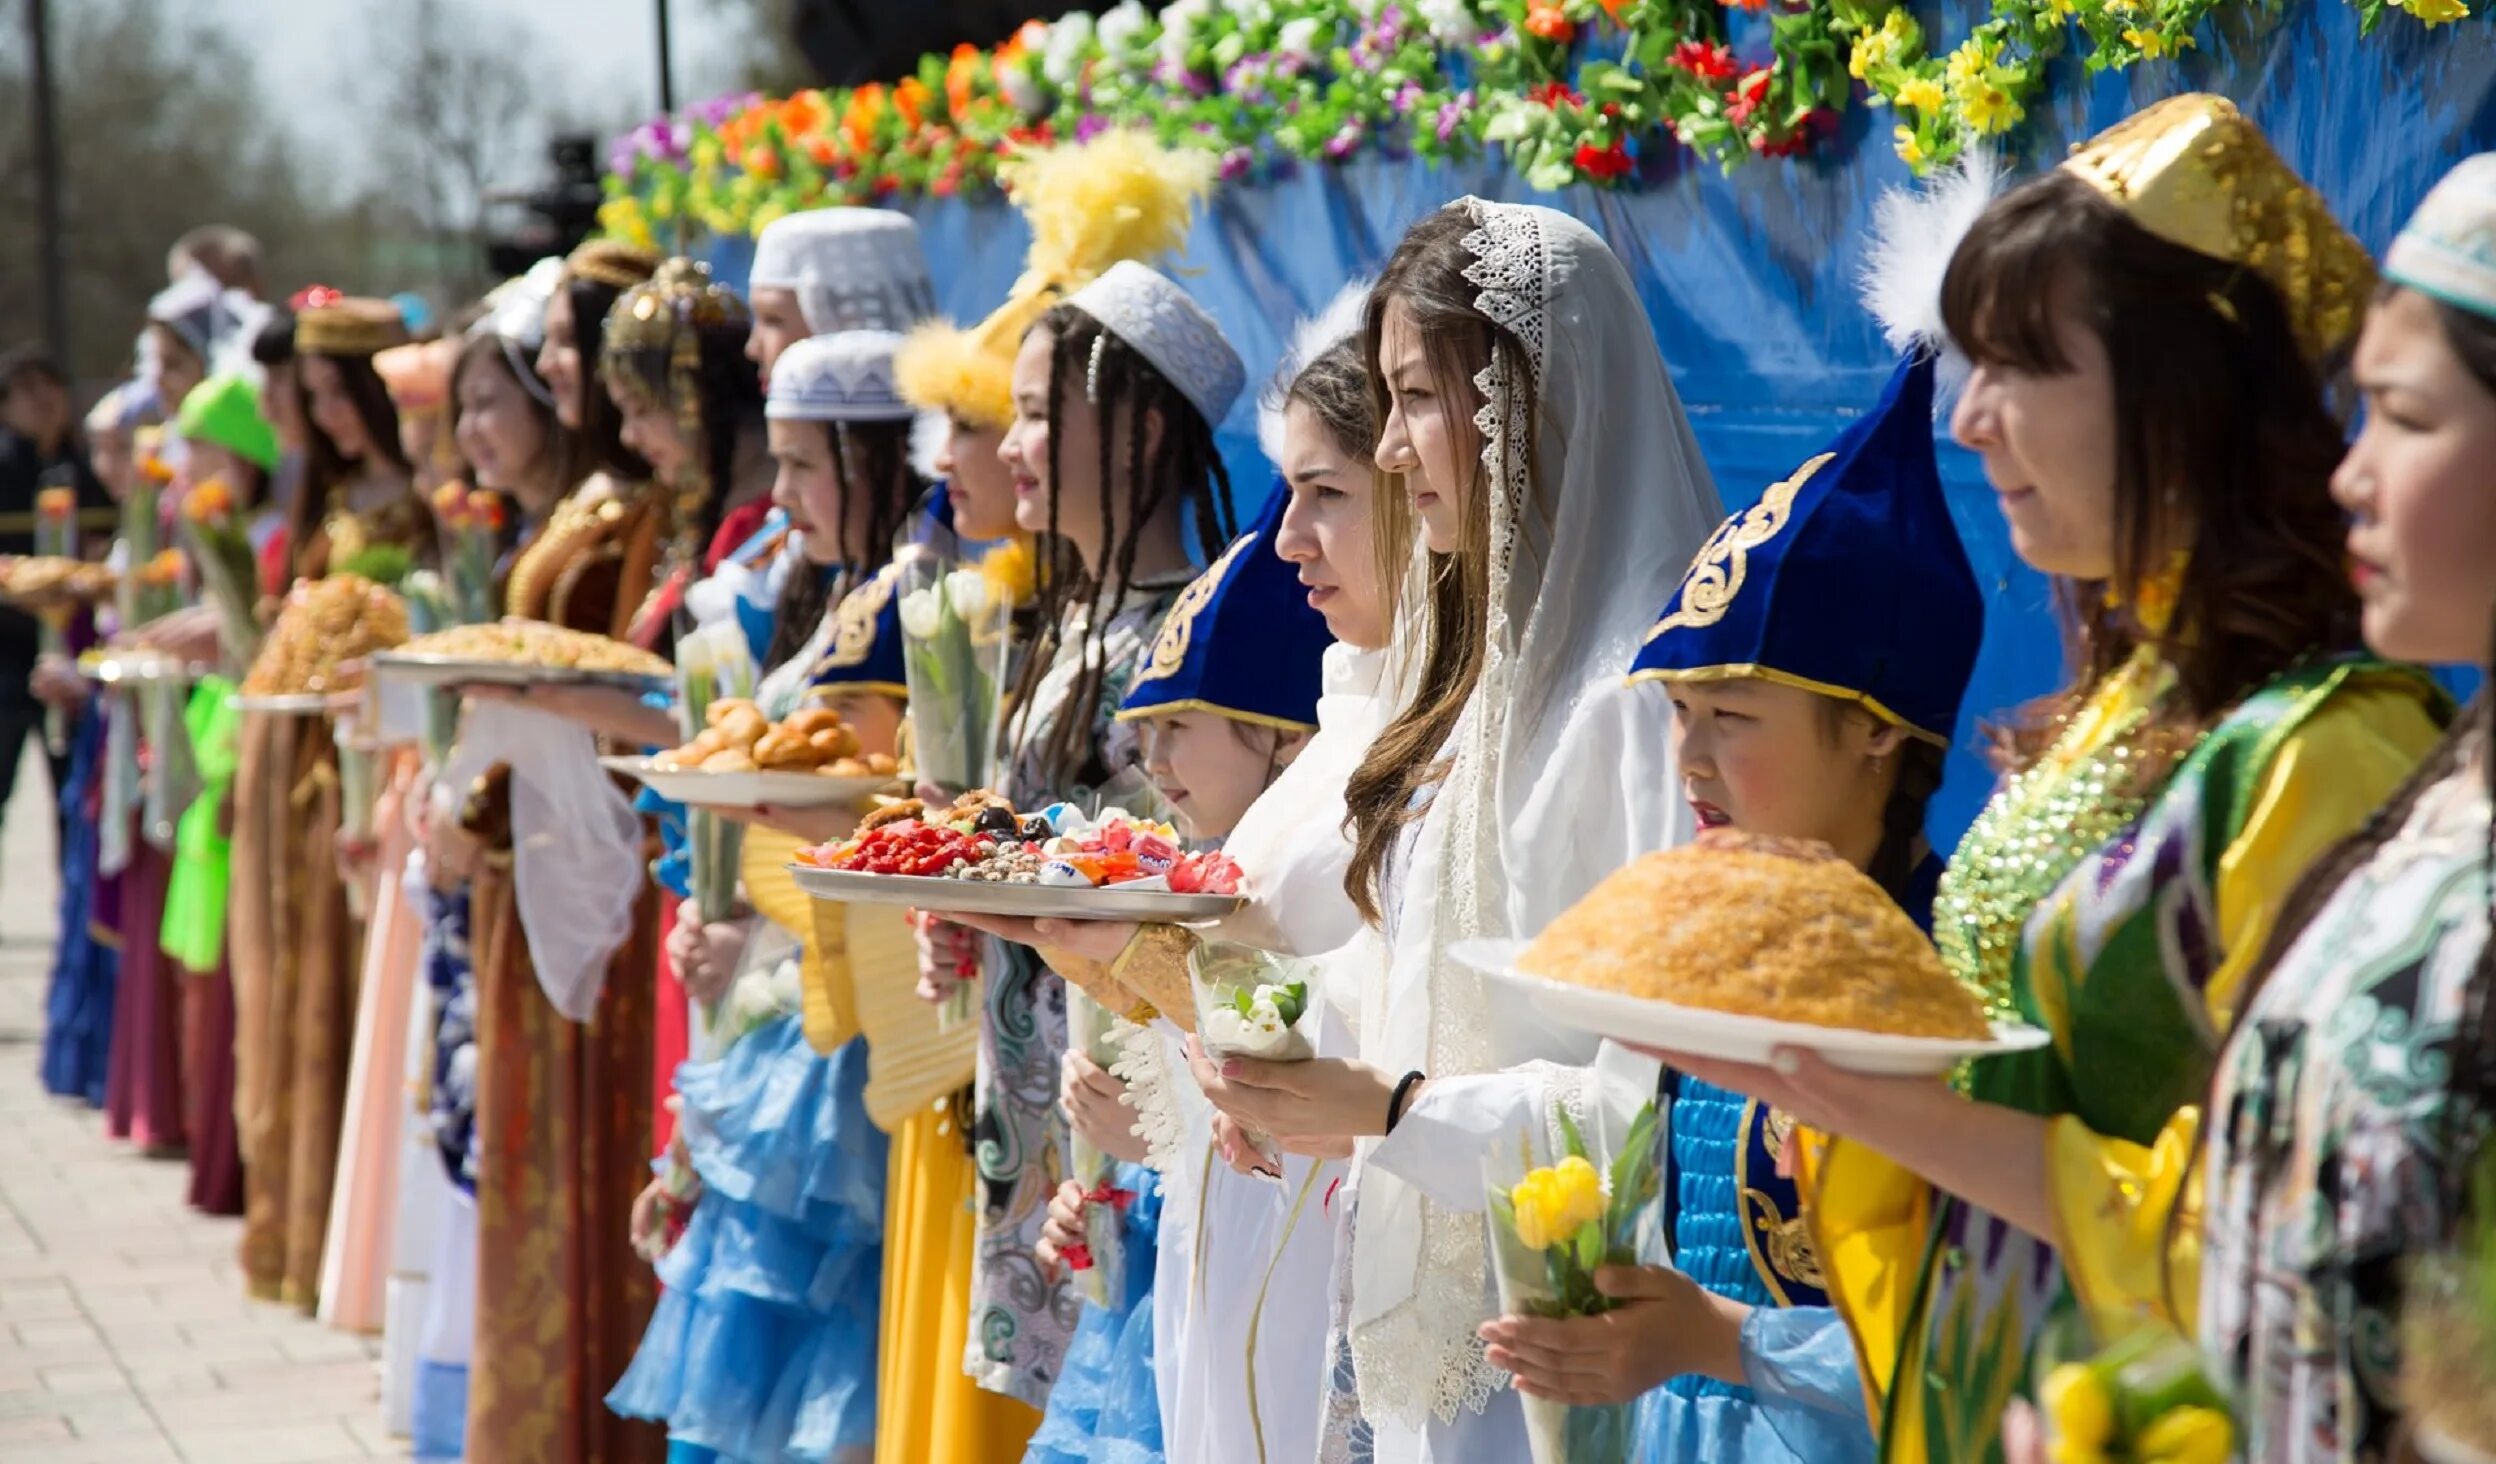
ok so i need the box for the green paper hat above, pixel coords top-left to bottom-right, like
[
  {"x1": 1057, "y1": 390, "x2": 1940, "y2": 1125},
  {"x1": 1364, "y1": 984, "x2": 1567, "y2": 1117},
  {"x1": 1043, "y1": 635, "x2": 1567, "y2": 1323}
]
[{"x1": 175, "y1": 371, "x2": 280, "y2": 471}]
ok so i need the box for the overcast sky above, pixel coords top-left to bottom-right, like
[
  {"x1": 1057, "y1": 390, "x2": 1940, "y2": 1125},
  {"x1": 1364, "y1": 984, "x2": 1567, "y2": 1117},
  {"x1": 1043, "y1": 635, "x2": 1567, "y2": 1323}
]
[{"x1": 195, "y1": 0, "x2": 752, "y2": 193}]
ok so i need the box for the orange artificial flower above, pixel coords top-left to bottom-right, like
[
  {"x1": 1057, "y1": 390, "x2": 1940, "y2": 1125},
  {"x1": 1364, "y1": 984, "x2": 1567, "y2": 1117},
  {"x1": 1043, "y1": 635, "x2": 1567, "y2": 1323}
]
[
  {"x1": 34, "y1": 487, "x2": 74, "y2": 520},
  {"x1": 807, "y1": 134, "x2": 840, "y2": 166},
  {"x1": 751, "y1": 143, "x2": 784, "y2": 181},
  {"x1": 1001, "y1": 19, "x2": 1045, "y2": 62},
  {"x1": 1597, "y1": 0, "x2": 1630, "y2": 17},
  {"x1": 894, "y1": 77, "x2": 931, "y2": 131},
  {"x1": 947, "y1": 43, "x2": 983, "y2": 119},
  {"x1": 779, "y1": 90, "x2": 827, "y2": 142},
  {"x1": 844, "y1": 84, "x2": 888, "y2": 153},
  {"x1": 183, "y1": 478, "x2": 235, "y2": 524},
  {"x1": 1524, "y1": 0, "x2": 1577, "y2": 40}
]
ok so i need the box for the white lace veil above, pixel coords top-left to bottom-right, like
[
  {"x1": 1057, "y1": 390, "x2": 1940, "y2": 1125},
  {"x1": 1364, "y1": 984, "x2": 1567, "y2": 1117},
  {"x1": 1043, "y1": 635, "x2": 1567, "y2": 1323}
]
[{"x1": 1346, "y1": 198, "x2": 1723, "y2": 1426}]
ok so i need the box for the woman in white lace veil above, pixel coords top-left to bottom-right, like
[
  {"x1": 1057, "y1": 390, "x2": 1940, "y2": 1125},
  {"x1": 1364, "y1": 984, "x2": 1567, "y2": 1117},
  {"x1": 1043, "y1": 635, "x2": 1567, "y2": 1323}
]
[{"x1": 1194, "y1": 199, "x2": 1720, "y2": 1459}]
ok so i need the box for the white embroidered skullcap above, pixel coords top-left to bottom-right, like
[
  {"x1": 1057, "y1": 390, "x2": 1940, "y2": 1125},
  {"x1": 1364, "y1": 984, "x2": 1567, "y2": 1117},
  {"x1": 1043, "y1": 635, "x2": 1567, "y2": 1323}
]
[
  {"x1": 766, "y1": 329, "x2": 914, "y2": 423},
  {"x1": 2386, "y1": 153, "x2": 2496, "y2": 323},
  {"x1": 749, "y1": 208, "x2": 938, "y2": 335},
  {"x1": 467, "y1": 257, "x2": 566, "y2": 406},
  {"x1": 1064, "y1": 260, "x2": 1246, "y2": 425}
]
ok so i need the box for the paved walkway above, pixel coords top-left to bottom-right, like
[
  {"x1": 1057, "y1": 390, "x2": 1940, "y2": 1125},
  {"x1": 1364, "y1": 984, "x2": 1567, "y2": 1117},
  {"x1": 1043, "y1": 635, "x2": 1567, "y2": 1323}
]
[{"x1": 0, "y1": 771, "x2": 413, "y2": 1462}]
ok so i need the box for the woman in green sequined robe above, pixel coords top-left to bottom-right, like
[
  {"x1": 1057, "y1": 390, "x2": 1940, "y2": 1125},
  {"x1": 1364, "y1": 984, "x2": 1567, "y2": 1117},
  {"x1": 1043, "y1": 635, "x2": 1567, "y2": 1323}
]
[{"x1": 1648, "y1": 99, "x2": 2449, "y2": 1463}]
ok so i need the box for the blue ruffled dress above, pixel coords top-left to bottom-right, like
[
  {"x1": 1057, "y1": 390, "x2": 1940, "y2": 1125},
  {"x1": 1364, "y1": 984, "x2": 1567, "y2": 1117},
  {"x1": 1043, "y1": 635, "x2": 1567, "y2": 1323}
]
[
  {"x1": 41, "y1": 700, "x2": 114, "y2": 1105},
  {"x1": 607, "y1": 1013, "x2": 889, "y2": 1462},
  {"x1": 1024, "y1": 1163, "x2": 1165, "y2": 1464}
]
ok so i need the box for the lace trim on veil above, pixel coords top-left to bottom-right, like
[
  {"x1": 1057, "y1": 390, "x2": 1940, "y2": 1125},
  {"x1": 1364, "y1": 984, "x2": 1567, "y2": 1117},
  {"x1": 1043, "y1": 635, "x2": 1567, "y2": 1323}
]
[
  {"x1": 1107, "y1": 1017, "x2": 1186, "y2": 1175},
  {"x1": 1347, "y1": 197, "x2": 1553, "y2": 1429}
]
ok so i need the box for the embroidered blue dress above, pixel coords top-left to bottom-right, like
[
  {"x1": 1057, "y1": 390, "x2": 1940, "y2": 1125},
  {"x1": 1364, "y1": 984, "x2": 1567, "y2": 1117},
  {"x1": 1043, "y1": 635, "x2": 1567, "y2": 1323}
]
[
  {"x1": 41, "y1": 698, "x2": 115, "y2": 1104},
  {"x1": 1636, "y1": 858, "x2": 1940, "y2": 1464},
  {"x1": 1024, "y1": 1162, "x2": 1165, "y2": 1464}
]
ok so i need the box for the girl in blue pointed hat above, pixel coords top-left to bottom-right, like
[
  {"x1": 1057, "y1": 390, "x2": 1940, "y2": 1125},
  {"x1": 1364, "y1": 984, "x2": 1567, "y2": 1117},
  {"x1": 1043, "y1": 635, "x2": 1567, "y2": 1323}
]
[
  {"x1": 1005, "y1": 485, "x2": 1333, "y2": 1464},
  {"x1": 1478, "y1": 346, "x2": 1983, "y2": 1464}
]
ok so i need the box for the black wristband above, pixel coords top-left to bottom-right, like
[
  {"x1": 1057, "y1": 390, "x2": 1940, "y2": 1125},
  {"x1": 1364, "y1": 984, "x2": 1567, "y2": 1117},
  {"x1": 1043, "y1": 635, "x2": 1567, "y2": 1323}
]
[{"x1": 1384, "y1": 1069, "x2": 1428, "y2": 1135}]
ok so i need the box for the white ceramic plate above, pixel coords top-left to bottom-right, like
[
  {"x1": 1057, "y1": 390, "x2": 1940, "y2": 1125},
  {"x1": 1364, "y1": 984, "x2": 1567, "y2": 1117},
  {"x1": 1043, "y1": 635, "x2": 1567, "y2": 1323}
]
[
  {"x1": 600, "y1": 755, "x2": 897, "y2": 809},
  {"x1": 228, "y1": 692, "x2": 333, "y2": 715},
  {"x1": 789, "y1": 864, "x2": 1244, "y2": 923},
  {"x1": 370, "y1": 651, "x2": 669, "y2": 694},
  {"x1": 1451, "y1": 938, "x2": 2052, "y2": 1076}
]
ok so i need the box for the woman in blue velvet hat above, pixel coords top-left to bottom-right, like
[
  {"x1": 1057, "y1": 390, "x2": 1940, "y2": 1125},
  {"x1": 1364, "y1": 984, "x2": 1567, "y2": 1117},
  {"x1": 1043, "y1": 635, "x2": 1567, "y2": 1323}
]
[{"x1": 1478, "y1": 348, "x2": 1984, "y2": 1464}]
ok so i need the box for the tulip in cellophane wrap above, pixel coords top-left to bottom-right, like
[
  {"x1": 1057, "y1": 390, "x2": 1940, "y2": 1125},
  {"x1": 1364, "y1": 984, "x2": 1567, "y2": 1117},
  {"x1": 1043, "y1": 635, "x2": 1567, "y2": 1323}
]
[
  {"x1": 897, "y1": 553, "x2": 1014, "y2": 1029},
  {"x1": 675, "y1": 620, "x2": 757, "y2": 927},
  {"x1": 2035, "y1": 1315, "x2": 2237, "y2": 1464},
  {"x1": 139, "y1": 677, "x2": 197, "y2": 854},
  {"x1": 1484, "y1": 1101, "x2": 1661, "y2": 1464},
  {"x1": 175, "y1": 478, "x2": 264, "y2": 673},
  {"x1": 1189, "y1": 943, "x2": 1318, "y2": 1175},
  {"x1": 1063, "y1": 985, "x2": 1132, "y2": 1310},
  {"x1": 33, "y1": 487, "x2": 77, "y2": 754}
]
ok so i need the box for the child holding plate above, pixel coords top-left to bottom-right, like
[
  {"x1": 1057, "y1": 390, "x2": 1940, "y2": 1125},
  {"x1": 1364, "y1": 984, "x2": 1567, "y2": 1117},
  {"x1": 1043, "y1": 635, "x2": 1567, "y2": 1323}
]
[{"x1": 1476, "y1": 348, "x2": 1982, "y2": 1464}]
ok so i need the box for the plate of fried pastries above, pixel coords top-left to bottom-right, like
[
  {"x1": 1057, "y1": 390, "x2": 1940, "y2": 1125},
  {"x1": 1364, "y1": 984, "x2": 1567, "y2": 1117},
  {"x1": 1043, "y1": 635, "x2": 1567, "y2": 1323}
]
[
  {"x1": 1455, "y1": 830, "x2": 2050, "y2": 1076},
  {"x1": 603, "y1": 698, "x2": 904, "y2": 808}
]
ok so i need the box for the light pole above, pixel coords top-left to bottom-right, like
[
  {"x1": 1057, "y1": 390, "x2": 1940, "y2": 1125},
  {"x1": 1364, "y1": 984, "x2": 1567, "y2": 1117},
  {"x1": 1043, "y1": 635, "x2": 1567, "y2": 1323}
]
[
  {"x1": 655, "y1": 0, "x2": 676, "y2": 115},
  {"x1": 26, "y1": 0, "x2": 70, "y2": 369}
]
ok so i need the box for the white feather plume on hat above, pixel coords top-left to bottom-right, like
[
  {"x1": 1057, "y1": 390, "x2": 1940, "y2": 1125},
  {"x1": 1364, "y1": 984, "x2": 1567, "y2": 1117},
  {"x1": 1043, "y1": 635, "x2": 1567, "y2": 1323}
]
[
  {"x1": 1859, "y1": 150, "x2": 2005, "y2": 407},
  {"x1": 1257, "y1": 276, "x2": 1374, "y2": 469}
]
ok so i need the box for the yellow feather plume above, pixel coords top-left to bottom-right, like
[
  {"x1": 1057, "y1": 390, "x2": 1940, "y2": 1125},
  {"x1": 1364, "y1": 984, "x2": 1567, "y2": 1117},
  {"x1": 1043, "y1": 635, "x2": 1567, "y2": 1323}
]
[{"x1": 899, "y1": 129, "x2": 1214, "y2": 429}]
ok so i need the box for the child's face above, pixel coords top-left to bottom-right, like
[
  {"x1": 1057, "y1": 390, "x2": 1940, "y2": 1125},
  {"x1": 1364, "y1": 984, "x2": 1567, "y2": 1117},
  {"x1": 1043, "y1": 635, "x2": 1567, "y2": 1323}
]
[
  {"x1": 823, "y1": 692, "x2": 904, "y2": 762},
  {"x1": 1138, "y1": 712, "x2": 1300, "y2": 842},
  {"x1": 89, "y1": 430, "x2": 134, "y2": 504},
  {"x1": 1666, "y1": 678, "x2": 1900, "y2": 864}
]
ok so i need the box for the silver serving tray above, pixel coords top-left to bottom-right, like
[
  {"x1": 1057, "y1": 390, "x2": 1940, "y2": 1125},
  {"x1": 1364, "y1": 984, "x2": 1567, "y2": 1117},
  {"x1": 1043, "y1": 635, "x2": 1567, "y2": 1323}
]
[
  {"x1": 80, "y1": 653, "x2": 207, "y2": 685},
  {"x1": 370, "y1": 650, "x2": 670, "y2": 694},
  {"x1": 789, "y1": 864, "x2": 1244, "y2": 923},
  {"x1": 228, "y1": 692, "x2": 332, "y2": 715}
]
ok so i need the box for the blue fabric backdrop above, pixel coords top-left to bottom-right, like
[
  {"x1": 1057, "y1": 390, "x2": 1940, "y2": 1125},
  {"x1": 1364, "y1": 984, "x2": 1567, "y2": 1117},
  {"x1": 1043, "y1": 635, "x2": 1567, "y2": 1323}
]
[{"x1": 709, "y1": 3, "x2": 2496, "y2": 838}]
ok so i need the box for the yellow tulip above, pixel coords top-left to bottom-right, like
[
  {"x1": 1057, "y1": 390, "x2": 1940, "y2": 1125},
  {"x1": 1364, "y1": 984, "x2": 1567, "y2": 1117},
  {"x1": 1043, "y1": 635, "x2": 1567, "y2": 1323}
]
[
  {"x1": 1549, "y1": 1155, "x2": 1607, "y2": 1231},
  {"x1": 2039, "y1": 1364, "x2": 2115, "y2": 1449},
  {"x1": 1893, "y1": 126, "x2": 1927, "y2": 169},
  {"x1": 2137, "y1": 1407, "x2": 2233, "y2": 1464},
  {"x1": 1509, "y1": 1171, "x2": 1564, "y2": 1251}
]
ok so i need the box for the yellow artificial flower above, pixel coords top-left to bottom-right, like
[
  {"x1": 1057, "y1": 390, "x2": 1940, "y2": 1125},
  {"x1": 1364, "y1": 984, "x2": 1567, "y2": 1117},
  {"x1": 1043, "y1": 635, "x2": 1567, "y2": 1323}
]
[
  {"x1": 2044, "y1": 0, "x2": 2080, "y2": 14},
  {"x1": 1894, "y1": 125, "x2": 1927, "y2": 168},
  {"x1": 1849, "y1": 32, "x2": 1892, "y2": 81},
  {"x1": 1944, "y1": 37, "x2": 1996, "y2": 91},
  {"x1": 2403, "y1": 0, "x2": 2470, "y2": 24},
  {"x1": 1881, "y1": 9, "x2": 1918, "y2": 42},
  {"x1": 2123, "y1": 26, "x2": 2195, "y2": 55},
  {"x1": 2136, "y1": 1408, "x2": 2233, "y2": 1464},
  {"x1": 1897, "y1": 76, "x2": 1945, "y2": 114},
  {"x1": 2039, "y1": 1365, "x2": 2115, "y2": 1448},
  {"x1": 1960, "y1": 80, "x2": 2021, "y2": 134}
]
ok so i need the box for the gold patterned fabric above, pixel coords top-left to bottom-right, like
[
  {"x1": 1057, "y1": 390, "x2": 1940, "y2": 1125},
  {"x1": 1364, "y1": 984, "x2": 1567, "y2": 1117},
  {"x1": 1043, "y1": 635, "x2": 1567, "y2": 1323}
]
[
  {"x1": 229, "y1": 712, "x2": 362, "y2": 1310},
  {"x1": 2062, "y1": 93, "x2": 2376, "y2": 362}
]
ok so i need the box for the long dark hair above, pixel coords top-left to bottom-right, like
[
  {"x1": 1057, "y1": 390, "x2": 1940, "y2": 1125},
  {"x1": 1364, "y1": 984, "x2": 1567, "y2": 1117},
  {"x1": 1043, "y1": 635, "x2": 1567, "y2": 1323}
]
[
  {"x1": 566, "y1": 273, "x2": 652, "y2": 482},
  {"x1": 450, "y1": 333, "x2": 579, "y2": 521},
  {"x1": 760, "y1": 417, "x2": 926, "y2": 674},
  {"x1": 1809, "y1": 697, "x2": 1950, "y2": 907},
  {"x1": 1942, "y1": 172, "x2": 2361, "y2": 774},
  {"x1": 606, "y1": 319, "x2": 765, "y2": 570},
  {"x1": 291, "y1": 349, "x2": 413, "y2": 578},
  {"x1": 1343, "y1": 205, "x2": 1525, "y2": 925},
  {"x1": 1009, "y1": 302, "x2": 1236, "y2": 790}
]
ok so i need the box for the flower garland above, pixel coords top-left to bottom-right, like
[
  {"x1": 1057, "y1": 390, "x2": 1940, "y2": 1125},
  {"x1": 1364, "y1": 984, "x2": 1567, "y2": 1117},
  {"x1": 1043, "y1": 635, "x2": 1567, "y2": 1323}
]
[{"x1": 599, "y1": 0, "x2": 2478, "y2": 240}]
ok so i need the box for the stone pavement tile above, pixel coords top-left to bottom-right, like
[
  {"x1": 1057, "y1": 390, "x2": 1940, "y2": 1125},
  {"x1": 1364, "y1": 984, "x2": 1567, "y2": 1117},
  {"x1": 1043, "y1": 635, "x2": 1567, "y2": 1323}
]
[
  {"x1": 58, "y1": 1397, "x2": 164, "y2": 1438},
  {"x1": 276, "y1": 1328, "x2": 378, "y2": 1365},
  {"x1": 171, "y1": 1420, "x2": 370, "y2": 1464},
  {"x1": 35, "y1": 1362, "x2": 129, "y2": 1397},
  {"x1": 209, "y1": 1356, "x2": 379, "y2": 1396},
  {"x1": 0, "y1": 1411, "x2": 75, "y2": 1444}
]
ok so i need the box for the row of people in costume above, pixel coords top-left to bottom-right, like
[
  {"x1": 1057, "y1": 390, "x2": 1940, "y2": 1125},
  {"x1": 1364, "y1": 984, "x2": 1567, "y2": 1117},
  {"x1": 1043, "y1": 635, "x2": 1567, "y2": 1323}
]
[{"x1": 29, "y1": 95, "x2": 2496, "y2": 1464}]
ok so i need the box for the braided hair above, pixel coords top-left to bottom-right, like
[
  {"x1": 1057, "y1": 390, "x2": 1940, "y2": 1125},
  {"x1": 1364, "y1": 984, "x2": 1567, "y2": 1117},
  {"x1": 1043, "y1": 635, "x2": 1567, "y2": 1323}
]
[
  {"x1": 761, "y1": 418, "x2": 927, "y2": 674},
  {"x1": 1009, "y1": 303, "x2": 1238, "y2": 790}
]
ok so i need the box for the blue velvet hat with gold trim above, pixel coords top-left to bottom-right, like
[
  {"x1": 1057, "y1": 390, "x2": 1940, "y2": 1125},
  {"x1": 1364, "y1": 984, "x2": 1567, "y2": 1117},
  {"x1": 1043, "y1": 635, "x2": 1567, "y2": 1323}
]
[
  {"x1": 1630, "y1": 351, "x2": 1981, "y2": 744},
  {"x1": 1117, "y1": 484, "x2": 1331, "y2": 731},
  {"x1": 806, "y1": 560, "x2": 909, "y2": 701}
]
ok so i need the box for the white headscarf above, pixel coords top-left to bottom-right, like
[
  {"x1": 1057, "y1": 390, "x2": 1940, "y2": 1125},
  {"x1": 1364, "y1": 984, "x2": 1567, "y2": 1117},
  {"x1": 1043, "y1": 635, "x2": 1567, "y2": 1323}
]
[{"x1": 1346, "y1": 198, "x2": 1723, "y2": 1427}]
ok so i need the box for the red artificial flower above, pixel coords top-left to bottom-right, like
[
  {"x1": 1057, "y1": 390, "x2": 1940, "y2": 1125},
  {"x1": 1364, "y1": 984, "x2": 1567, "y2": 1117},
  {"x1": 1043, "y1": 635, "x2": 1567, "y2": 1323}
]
[
  {"x1": 1574, "y1": 138, "x2": 1633, "y2": 179},
  {"x1": 1523, "y1": 1, "x2": 1577, "y2": 41},
  {"x1": 1668, "y1": 39, "x2": 1739, "y2": 83},
  {"x1": 1726, "y1": 68, "x2": 1774, "y2": 129},
  {"x1": 1529, "y1": 80, "x2": 1584, "y2": 109}
]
